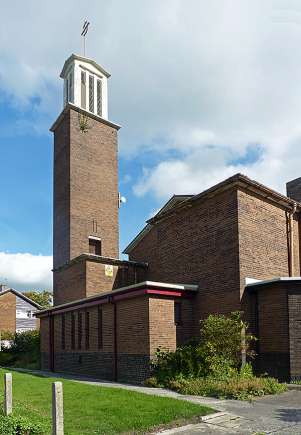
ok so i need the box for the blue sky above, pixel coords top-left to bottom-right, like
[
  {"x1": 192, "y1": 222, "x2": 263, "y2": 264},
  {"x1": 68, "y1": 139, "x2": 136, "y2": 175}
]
[{"x1": 2, "y1": 0, "x2": 301, "y2": 290}]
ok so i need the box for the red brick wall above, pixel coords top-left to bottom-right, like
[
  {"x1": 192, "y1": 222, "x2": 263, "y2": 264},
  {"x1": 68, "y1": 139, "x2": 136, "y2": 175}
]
[
  {"x1": 41, "y1": 292, "x2": 191, "y2": 381},
  {"x1": 54, "y1": 258, "x2": 148, "y2": 305},
  {"x1": 149, "y1": 297, "x2": 176, "y2": 355},
  {"x1": 0, "y1": 293, "x2": 16, "y2": 332},
  {"x1": 288, "y1": 290, "x2": 301, "y2": 380},
  {"x1": 130, "y1": 188, "x2": 241, "y2": 335},
  {"x1": 53, "y1": 106, "x2": 119, "y2": 271},
  {"x1": 53, "y1": 261, "x2": 86, "y2": 306},
  {"x1": 238, "y1": 189, "x2": 300, "y2": 291},
  {"x1": 53, "y1": 110, "x2": 70, "y2": 269},
  {"x1": 117, "y1": 297, "x2": 150, "y2": 355}
]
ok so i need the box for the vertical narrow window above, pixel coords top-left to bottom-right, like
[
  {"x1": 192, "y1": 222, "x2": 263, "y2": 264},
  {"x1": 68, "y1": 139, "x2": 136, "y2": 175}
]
[
  {"x1": 89, "y1": 75, "x2": 94, "y2": 112},
  {"x1": 96, "y1": 79, "x2": 102, "y2": 116},
  {"x1": 81, "y1": 71, "x2": 86, "y2": 109},
  {"x1": 71, "y1": 312, "x2": 76, "y2": 350},
  {"x1": 85, "y1": 311, "x2": 90, "y2": 350},
  {"x1": 174, "y1": 302, "x2": 182, "y2": 325},
  {"x1": 65, "y1": 77, "x2": 69, "y2": 104},
  {"x1": 98, "y1": 307, "x2": 103, "y2": 349},
  {"x1": 78, "y1": 312, "x2": 82, "y2": 350},
  {"x1": 61, "y1": 314, "x2": 65, "y2": 350},
  {"x1": 69, "y1": 71, "x2": 74, "y2": 103}
]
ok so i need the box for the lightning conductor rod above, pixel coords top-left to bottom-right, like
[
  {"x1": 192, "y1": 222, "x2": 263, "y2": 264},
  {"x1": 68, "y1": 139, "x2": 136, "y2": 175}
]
[{"x1": 81, "y1": 20, "x2": 90, "y2": 57}]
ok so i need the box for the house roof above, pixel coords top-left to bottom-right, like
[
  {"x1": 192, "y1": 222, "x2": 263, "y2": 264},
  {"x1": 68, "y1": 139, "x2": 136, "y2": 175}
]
[
  {"x1": 0, "y1": 287, "x2": 42, "y2": 309},
  {"x1": 60, "y1": 54, "x2": 111, "y2": 78},
  {"x1": 36, "y1": 281, "x2": 198, "y2": 318},
  {"x1": 123, "y1": 173, "x2": 301, "y2": 255}
]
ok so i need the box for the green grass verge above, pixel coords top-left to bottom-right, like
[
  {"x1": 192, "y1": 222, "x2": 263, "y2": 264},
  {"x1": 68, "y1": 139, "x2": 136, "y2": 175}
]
[{"x1": 0, "y1": 369, "x2": 213, "y2": 434}]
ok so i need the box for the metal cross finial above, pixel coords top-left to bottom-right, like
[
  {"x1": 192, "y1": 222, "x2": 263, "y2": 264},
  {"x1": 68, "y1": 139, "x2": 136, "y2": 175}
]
[{"x1": 81, "y1": 20, "x2": 90, "y2": 57}]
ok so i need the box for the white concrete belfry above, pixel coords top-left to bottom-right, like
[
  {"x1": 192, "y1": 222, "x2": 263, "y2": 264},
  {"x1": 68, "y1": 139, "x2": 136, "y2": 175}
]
[{"x1": 60, "y1": 54, "x2": 110, "y2": 120}]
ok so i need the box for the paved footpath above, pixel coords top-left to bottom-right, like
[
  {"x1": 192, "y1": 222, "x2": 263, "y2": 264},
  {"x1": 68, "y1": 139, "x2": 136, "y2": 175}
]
[{"x1": 12, "y1": 369, "x2": 301, "y2": 434}]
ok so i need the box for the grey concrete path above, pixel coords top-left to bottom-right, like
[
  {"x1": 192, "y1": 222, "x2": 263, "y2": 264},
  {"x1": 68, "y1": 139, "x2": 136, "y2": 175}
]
[{"x1": 10, "y1": 369, "x2": 301, "y2": 434}]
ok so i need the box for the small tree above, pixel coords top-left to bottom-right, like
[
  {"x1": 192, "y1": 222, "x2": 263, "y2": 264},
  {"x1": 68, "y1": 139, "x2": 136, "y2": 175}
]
[
  {"x1": 23, "y1": 290, "x2": 53, "y2": 308},
  {"x1": 200, "y1": 311, "x2": 256, "y2": 372}
]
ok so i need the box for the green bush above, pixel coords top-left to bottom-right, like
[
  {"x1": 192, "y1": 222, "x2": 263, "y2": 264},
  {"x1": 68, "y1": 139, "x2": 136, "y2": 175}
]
[
  {"x1": 168, "y1": 372, "x2": 287, "y2": 400},
  {"x1": 0, "y1": 414, "x2": 46, "y2": 435},
  {"x1": 151, "y1": 311, "x2": 255, "y2": 383},
  {"x1": 0, "y1": 352, "x2": 15, "y2": 367},
  {"x1": 147, "y1": 312, "x2": 285, "y2": 400},
  {"x1": 0, "y1": 330, "x2": 40, "y2": 369}
]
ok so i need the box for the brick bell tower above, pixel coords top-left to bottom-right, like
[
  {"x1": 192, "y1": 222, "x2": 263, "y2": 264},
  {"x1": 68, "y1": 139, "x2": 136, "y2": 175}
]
[{"x1": 51, "y1": 54, "x2": 121, "y2": 305}]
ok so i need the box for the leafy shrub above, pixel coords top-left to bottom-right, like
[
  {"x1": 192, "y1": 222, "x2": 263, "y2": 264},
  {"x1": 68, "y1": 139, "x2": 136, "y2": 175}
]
[
  {"x1": 144, "y1": 377, "x2": 160, "y2": 387},
  {"x1": 151, "y1": 312, "x2": 255, "y2": 383},
  {"x1": 200, "y1": 311, "x2": 256, "y2": 372},
  {"x1": 168, "y1": 373, "x2": 287, "y2": 400},
  {"x1": 0, "y1": 352, "x2": 15, "y2": 367},
  {"x1": 0, "y1": 330, "x2": 40, "y2": 369},
  {"x1": 0, "y1": 414, "x2": 46, "y2": 434},
  {"x1": 147, "y1": 312, "x2": 285, "y2": 399},
  {"x1": 0, "y1": 331, "x2": 14, "y2": 341}
]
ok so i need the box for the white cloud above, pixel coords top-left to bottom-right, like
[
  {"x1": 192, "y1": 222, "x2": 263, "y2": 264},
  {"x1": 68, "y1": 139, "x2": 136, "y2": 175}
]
[
  {"x1": 0, "y1": 252, "x2": 52, "y2": 292},
  {"x1": 2, "y1": 1, "x2": 301, "y2": 199}
]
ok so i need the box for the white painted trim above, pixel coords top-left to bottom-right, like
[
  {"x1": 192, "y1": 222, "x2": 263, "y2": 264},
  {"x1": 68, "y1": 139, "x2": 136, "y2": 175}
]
[
  {"x1": 88, "y1": 236, "x2": 101, "y2": 241},
  {"x1": 246, "y1": 277, "x2": 301, "y2": 287}
]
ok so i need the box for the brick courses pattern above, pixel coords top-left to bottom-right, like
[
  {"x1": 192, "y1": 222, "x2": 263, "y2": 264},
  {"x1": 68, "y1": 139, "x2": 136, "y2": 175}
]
[
  {"x1": 0, "y1": 292, "x2": 16, "y2": 332},
  {"x1": 53, "y1": 107, "x2": 119, "y2": 305}
]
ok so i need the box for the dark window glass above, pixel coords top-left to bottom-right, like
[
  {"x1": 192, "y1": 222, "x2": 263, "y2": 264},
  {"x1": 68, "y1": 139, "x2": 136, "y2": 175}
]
[
  {"x1": 174, "y1": 302, "x2": 182, "y2": 325},
  {"x1": 81, "y1": 71, "x2": 86, "y2": 109},
  {"x1": 61, "y1": 314, "x2": 65, "y2": 350},
  {"x1": 89, "y1": 238, "x2": 101, "y2": 256},
  {"x1": 71, "y1": 312, "x2": 76, "y2": 350},
  {"x1": 78, "y1": 312, "x2": 82, "y2": 350},
  {"x1": 85, "y1": 311, "x2": 90, "y2": 350},
  {"x1": 97, "y1": 79, "x2": 102, "y2": 116},
  {"x1": 89, "y1": 75, "x2": 94, "y2": 112},
  {"x1": 98, "y1": 307, "x2": 103, "y2": 349}
]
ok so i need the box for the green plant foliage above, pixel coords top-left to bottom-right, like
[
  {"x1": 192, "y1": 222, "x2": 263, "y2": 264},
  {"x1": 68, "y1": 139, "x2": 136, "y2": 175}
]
[
  {"x1": 0, "y1": 330, "x2": 40, "y2": 369},
  {"x1": 148, "y1": 312, "x2": 285, "y2": 399},
  {"x1": 151, "y1": 311, "x2": 255, "y2": 383},
  {"x1": 168, "y1": 373, "x2": 287, "y2": 400},
  {"x1": 22, "y1": 291, "x2": 53, "y2": 308},
  {"x1": 200, "y1": 311, "x2": 256, "y2": 371},
  {"x1": 0, "y1": 331, "x2": 14, "y2": 341},
  {"x1": 0, "y1": 414, "x2": 46, "y2": 435}
]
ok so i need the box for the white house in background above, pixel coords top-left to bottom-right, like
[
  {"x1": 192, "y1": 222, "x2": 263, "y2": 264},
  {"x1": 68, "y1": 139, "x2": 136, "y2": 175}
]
[{"x1": 0, "y1": 285, "x2": 41, "y2": 333}]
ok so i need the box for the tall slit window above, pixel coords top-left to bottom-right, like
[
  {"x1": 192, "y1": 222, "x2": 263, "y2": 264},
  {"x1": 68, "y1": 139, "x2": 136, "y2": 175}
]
[
  {"x1": 85, "y1": 311, "x2": 90, "y2": 350},
  {"x1": 71, "y1": 312, "x2": 76, "y2": 350},
  {"x1": 61, "y1": 314, "x2": 65, "y2": 350},
  {"x1": 89, "y1": 75, "x2": 94, "y2": 113},
  {"x1": 81, "y1": 71, "x2": 86, "y2": 109},
  {"x1": 97, "y1": 79, "x2": 102, "y2": 116},
  {"x1": 69, "y1": 71, "x2": 74, "y2": 103},
  {"x1": 98, "y1": 307, "x2": 103, "y2": 349},
  {"x1": 65, "y1": 77, "x2": 69, "y2": 104},
  {"x1": 78, "y1": 312, "x2": 82, "y2": 350},
  {"x1": 174, "y1": 302, "x2": 182, "y2": 326}
]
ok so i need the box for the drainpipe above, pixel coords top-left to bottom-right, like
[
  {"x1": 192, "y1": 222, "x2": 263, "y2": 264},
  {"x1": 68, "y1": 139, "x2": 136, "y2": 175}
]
[{"x1": 289, "y1": 202, "x2": 297, "y2": 277}]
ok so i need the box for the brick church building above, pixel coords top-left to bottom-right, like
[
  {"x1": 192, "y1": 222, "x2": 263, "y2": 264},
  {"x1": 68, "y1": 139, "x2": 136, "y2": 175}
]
[{"x1": 38, "y1": 53, "x2": 301, "y2": 383}]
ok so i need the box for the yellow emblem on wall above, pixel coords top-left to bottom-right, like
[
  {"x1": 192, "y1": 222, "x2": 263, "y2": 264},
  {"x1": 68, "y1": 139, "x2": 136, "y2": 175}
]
[{"x1": 105, "y1": 264, "x2": 114, "y2": 277}]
